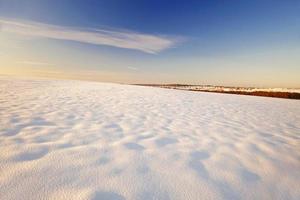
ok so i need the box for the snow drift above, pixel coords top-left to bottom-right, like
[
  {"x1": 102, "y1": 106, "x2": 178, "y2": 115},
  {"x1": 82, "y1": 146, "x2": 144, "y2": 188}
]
[{"x1": 0, "y1": 77, "x2": 299, "y2": 200}]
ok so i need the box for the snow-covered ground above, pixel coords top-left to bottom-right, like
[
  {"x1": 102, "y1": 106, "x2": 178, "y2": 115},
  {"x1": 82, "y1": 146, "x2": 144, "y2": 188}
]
[{"x1": 0, "y1": 77, "x2": 300, "y2": 200}]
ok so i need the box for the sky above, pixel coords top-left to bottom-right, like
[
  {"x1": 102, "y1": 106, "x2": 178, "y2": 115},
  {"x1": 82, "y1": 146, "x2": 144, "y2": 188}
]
[{"x1": 0, "y1": 0, "x2": 299, "y2": 87}]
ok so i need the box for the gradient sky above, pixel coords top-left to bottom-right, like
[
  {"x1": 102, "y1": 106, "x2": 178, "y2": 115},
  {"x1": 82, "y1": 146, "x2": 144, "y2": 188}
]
[{"x1": 0, "y1": 0, "x2": 299, "y2": 87}]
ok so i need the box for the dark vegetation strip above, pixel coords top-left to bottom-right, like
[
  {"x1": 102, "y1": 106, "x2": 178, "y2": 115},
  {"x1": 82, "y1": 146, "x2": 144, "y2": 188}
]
[
  {"x1": 134, "y1": 84, "x2": 300, "y2": 100},
  {"x1": 189, "y1": 90, "x2": 300, "y2": 100}
]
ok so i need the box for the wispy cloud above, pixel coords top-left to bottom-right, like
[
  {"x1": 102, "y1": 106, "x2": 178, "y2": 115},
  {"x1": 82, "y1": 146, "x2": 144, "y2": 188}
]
[
  {"x1": 127, "y1": 66, "x2": 139, "y2": 71},
  {"x1": 16, "y1": 61, "x2": 54, "y2": 66},
  {"x1": 0, "y1": 18, "x2": 182, "y2": 53}
]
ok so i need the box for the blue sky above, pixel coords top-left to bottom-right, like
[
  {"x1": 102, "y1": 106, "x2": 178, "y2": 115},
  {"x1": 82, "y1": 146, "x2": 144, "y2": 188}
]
[{"x1": 0, "y1": 0, "x2": 299, "y2": 87}]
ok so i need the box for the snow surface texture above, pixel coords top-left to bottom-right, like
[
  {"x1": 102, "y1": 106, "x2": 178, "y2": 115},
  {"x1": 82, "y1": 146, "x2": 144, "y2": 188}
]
[{"x1": 0, "y1": 77, "x2": 300, "y2": 200}]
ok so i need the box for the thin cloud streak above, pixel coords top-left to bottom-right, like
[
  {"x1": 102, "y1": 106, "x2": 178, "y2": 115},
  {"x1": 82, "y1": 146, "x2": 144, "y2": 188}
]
[
  {"x1": 16, "y1": 61, "x2": 54, "y2": 66},
  {"x1": 0, "y1": 19, "x2": 181, "y2": 53},
  {"x1": 127, "y1": 66, "x2": 139, "y2": 71}
]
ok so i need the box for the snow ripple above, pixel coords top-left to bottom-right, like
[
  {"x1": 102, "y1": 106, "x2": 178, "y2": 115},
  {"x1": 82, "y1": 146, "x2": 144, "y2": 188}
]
[{"x1": 0, "y1": 77, "x2": 299, "y2": 200}]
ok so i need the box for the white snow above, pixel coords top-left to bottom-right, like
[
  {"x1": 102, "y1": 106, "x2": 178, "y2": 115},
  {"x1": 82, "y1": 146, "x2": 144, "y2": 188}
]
[{"x1": 0, "y1": 77, "x2": 300, "y2": 200}]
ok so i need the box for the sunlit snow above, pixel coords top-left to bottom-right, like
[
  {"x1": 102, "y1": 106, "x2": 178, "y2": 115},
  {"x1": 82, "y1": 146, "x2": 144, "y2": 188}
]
[{"x1": 0, "y1": 77, "x2": 299, "y2": 200}]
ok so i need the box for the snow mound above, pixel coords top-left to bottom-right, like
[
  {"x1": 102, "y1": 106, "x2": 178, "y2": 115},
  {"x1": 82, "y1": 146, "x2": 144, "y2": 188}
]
[{"x1": 0, "y1": 77, "x2": 300, "y2": 200}]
